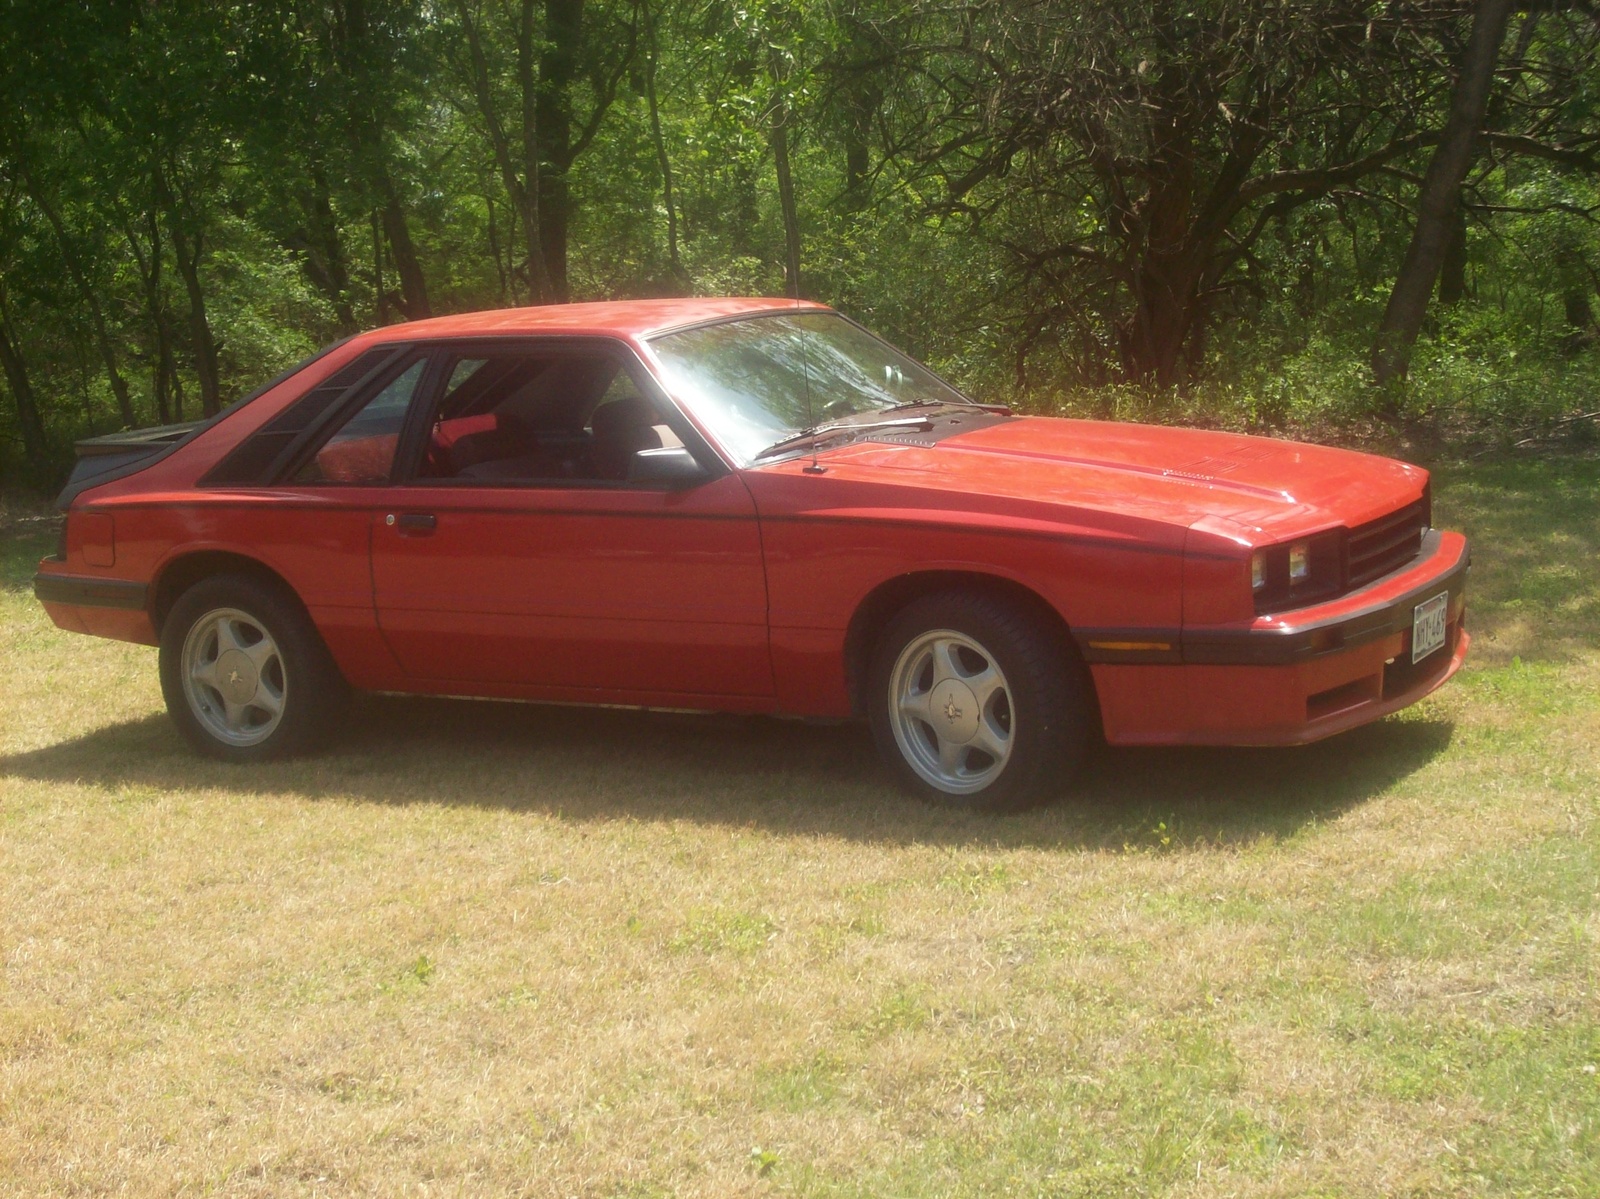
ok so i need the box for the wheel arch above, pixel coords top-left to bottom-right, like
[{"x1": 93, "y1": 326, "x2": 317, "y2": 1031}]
[
  {"x1": 150, "y1": 549, "x2": 309, "y2": 636},
  {"x1": 843, "y1": 570, "x2": 1098, "y2": 728}
]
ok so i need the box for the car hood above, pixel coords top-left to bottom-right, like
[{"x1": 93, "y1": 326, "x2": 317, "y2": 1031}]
[{"x1": 796, "y1": 416, "x2": 1428, "y2": 543}]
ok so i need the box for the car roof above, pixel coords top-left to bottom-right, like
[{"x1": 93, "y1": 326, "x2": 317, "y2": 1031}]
[{"x1": 358, "y1": 297, "x2": 833, "y2": 344}]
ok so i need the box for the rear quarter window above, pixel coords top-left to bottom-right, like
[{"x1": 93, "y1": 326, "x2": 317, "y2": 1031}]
[{"x1": 200, "y1": 347, "x2": 406, "y2": 486}]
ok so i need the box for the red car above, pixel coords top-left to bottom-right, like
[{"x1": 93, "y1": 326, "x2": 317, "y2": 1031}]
[{"x1": 34, "y1": 299, "x2": 1468, "y2": 810}]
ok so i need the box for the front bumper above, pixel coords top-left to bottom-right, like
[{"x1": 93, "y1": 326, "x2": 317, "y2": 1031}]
[
  {"x1": 1182, "y1": 529, "x2": 1467, "y2": 667},
  {"x1": 1090, "y1": 529, "x2": 1470, "y2": 747}
]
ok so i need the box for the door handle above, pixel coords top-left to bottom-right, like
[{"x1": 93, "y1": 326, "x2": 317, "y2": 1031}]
[{"x1": 389, "y1": 512, "x2": 437, "y2": 535}]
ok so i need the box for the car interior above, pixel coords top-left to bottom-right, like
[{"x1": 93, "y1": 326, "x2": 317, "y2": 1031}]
[{"x1": 419, "y1": 353, "x2": 685, "y2": 484}]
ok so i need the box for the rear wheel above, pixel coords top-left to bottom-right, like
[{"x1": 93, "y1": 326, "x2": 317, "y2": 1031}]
[
  {"x1": 159, "y1": 574, "x2": 345, "y2": 761},
  {"x1": 868, "y1": 592, "x2": 1088, "y2": 812}
]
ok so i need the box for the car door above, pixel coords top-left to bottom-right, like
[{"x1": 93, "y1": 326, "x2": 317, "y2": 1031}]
[
  {"x1": 367, "y1": 341, "x2": 774, "y2": 702},
  {"x1": 212, "y1": 347, "x2": 432, "y2": 692}
]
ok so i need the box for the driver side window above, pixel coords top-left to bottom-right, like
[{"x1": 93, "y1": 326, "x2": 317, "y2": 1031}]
[{"x1": 417, "y1": 351, "x2": 683, "y2": 485}]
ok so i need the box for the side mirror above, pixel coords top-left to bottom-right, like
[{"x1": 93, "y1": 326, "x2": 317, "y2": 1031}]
[{"x1": 629, "y1": 445, "x2": 708, "y2": 486}]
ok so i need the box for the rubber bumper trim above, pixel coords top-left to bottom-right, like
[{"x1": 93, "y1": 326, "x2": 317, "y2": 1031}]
[{"x1": 33, "y1": 573, "x2": 149, "y2": 611}]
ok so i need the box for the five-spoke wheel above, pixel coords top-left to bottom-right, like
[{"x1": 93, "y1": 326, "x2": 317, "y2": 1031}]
[
  {"x1": 869, "y1": 591, "x2": 1089, "y2": 811},
  {"x1": 159, "y1": 574, "x2": 345, "y2": 760},
  {"x1": 180, "y1": 607, "x2": 288, "y2": 747},
  {"x1": 889, "y1": 630, "x2": 1014, "y2": 795}
]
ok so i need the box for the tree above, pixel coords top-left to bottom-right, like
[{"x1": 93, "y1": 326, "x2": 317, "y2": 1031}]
[
  {"x1": 765, "y1": 3, "x2": 804, "y2": 298},
  {"x1": 4, "y1": 0, "x2": 1600, "y2": 489},
  {"x1": 885, "y1": 0, "x2": 1474, "y2": 387},
  {"x1": 1371, "y1": 0, "x2": 1515, "y2": 386},
  {"x1": 450, "y1": 0, "x2": 637, "y2": 302}
]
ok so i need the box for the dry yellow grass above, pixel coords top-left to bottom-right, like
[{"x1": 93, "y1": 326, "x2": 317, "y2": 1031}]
[{"x1": 1, "y1": 458, "x2": 1596, "y2": 1197}]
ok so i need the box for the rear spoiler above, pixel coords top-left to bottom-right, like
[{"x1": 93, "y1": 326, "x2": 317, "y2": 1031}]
[
  {"x1": 75, "y1": 423, "x2": 201, "y2": 458},
  {"x1": 54, "y1": 336, "x2": 352, "y2": 510},
  {"x1": 59, "y1": 422, "x2": 202, "y2": 500}
]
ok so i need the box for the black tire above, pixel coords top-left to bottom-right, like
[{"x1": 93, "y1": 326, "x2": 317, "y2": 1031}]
[
  {"x1": 867, "y1": 590, "x2": 1089, "y2": 812},
  {"x1": 158, "y1": 573, "x2": 347, "y2": 761}
]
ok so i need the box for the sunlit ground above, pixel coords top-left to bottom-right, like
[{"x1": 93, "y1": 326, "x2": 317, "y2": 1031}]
[{"x1": 1, "y1": 459, "x2": 1596, "y2": 1197}]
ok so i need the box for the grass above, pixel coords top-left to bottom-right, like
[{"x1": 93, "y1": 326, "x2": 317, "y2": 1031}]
[{"x1": 1, "y1": 457, "x2": 1597, "y2": 1197}]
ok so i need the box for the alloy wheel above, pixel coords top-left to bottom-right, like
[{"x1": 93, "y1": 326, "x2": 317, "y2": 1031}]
[
  {"x1": 888, "y1": 628, "x2": 1014, "y2": 795},
  {"x1": 180, "y1": 607, "x2": 287, "y2": 748}
]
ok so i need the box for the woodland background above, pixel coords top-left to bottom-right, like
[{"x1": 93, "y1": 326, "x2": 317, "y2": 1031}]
[{"x1": 3, "y1": 0, "x2": 1599, "y2": 490}]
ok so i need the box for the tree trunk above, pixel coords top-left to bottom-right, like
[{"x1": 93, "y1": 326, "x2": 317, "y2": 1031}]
[
  {"x1": 159, "y1": 165, "x2": 223, "y2": 417},
  {"x1": 1563, "y1": 288, "x2": 1595, "y2": 334},
  {"x1": 304, "y1": 161, "x2": 358, "y2": 331},
  {"x1": 380, "y1": 180, "x2": 431, "y2": 320},
  {"x1": 120, "y1": 204, "x2": 173, "y2": 425},
  {"x1": 839, "y1": 12, "x2": 884, "y2": 212},
  {"x1": 371, "y1": 209, "x2": 388, "y2": 323},
  {"x1": 843, "y1": 125, "x2": 870, "y2": 213},
  {"x1": 171, "y1": 229, "x2": 222, "y2": 417},
  {"x1": 771, "y1": 111, "x2": 802, "y2": 299},
  {"x1": 1438, "y1": 205, "x2": 1469, "y2": 307},
  {"x1": 455, "y1": 0, "x2": 553, "y2": 302},
  {"x1": 537, "y1": 0, "x2": 582, "y2": 302},
  {"x1": 1371, "y1": 0, "x2": 1514, "y2": 386},
  {"x1": 73, "y1": 343, "x2": 98, "y2": 438},
  {"x1": 1121, "y1": 258, "x2": 1205, "y2": 388},
  {"x1": 151, "y1": 295, "x2": 172, "y2": 425},
  {"x1": 142, "y1": 205, "x2": 183, "y2": 423},
  {"x1": 767, "y1": 40, "x2": 803, "y2": 299},
  {"x1": 341, "y1": 0, "x2": 429, "y2": 321},
  {"x1": 486, "y1": 194, "x2": 509, "y2": 303},
  {"x1": 521, "y1": 0, "x2": 560, "y2": 300},
  {"x1": 517, "y1": 0, "x2": 553, "y2": 300},
  {"x1": 1115, "y1": 157, "x2": 1205, "y2": 387},
  {"x1": 0, "y1": 284, "x2": 49, "y2": 469},
  {"x1": 1557, "y1": 246, "x2": 1596, "y2": 352},
  {"x1": 25, "y1": 174, "x2": 136, "y2": 427},
  {"x1": 643, "y1": 1, "x2": 687, "y2": 287}
]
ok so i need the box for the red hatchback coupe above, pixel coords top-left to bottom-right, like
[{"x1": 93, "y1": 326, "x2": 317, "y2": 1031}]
[{"x1": 35, "y1": 299, "x2": 1468, "y2": 810}]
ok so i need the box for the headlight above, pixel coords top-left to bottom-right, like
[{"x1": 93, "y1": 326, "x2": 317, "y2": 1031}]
[{"x1": 1251, "y1": 531, "x2": 1341, "y2": 613}]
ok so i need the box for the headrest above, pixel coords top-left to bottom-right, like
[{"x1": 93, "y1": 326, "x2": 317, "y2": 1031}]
[{"x1": 590, "y1": 396, "x2": 657, "y2": 440}]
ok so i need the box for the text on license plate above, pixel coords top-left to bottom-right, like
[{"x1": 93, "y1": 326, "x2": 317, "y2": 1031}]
[{"x1": 1411, "y1": 592, "x2": 1449, "y2": 664}]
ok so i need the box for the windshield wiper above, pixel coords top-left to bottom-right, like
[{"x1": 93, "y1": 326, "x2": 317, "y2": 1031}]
[
  {"x1": 753, "y1": 414, "x2": 934, "y2": 461},
  {"x1": 883, "y1": 397, "x2": 1013, "y2": 416}
]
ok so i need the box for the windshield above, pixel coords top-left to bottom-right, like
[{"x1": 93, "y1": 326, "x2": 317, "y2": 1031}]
[{"x1": 648, "y1": 312, "x2": 971, "y2": 464}]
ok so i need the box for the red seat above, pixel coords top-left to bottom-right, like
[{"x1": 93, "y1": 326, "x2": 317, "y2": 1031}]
[{"x1": 428, "y1": 413, "x2": 533, "y2": 475}]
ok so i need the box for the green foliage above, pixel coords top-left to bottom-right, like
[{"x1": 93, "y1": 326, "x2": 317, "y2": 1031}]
[{"x1": 2, "y1": 1, "x2": 1600, "y2": 490}]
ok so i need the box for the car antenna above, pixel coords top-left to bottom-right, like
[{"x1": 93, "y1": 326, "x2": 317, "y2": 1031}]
[{"x1": 795, "y1": 295, "x2": 826, "y2": 474}]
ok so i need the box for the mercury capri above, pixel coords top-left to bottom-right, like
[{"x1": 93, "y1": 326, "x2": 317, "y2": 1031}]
[{"x1": 34, "y1": 299, "x2": 1468, "y2": 810}]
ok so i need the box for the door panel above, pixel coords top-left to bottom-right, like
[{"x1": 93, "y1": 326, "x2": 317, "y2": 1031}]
[{"x1": 370, "y1": 474, "x2": 773, "y2": 697}]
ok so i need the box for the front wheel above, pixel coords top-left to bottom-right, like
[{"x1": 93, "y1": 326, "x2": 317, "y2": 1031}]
[
  {"x1": 159, "y1": 574, "x2": 346, "y2": 761},
  {"x1": 868, "y1": 592, "x2": 1089, "y2": 812}
]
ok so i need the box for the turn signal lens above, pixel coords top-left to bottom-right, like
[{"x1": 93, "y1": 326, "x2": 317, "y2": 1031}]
[
  {"x1": 1289, "y1": 542, "x2": 1310, "y2": 583},
  {"x1": 1251, "y1": 551, "x2": 1266, "y2": 591}
]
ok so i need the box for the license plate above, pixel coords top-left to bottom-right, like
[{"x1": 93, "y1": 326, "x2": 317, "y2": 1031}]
[{"x1": 1411, "y1": 592, "x2": 1449, "y2": 664}]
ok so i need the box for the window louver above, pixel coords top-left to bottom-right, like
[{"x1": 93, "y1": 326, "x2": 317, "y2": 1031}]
[{"x1": 200, "y1": 348, "x2": 403, "y2": 486}]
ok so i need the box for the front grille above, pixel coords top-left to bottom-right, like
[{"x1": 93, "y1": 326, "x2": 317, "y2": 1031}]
[{"x1": 1347, "y1": 499, "x2": 1427, "y2": 588}]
